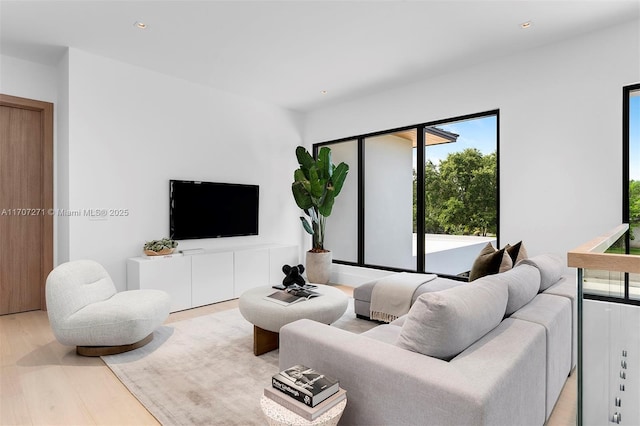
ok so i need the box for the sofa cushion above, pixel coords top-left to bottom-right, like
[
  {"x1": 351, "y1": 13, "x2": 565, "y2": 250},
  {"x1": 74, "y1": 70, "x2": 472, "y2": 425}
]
[
  {"x1": 544, "y1": 275, "x2": 578, "y2": 368},
  {"x1": 361, "y1": 324, "x2": 403, "y2": 345},
  {"x1": 450, "y1": 318, "x2": 547, "y2": 426},
  {"x1": 396, "y1": 278, "x2": 508, "y2": 360},
  {"x1": 510, "y1": 294, "x2": 572, "y2": 419},
  {"x1": 469, "y1": 243, "x2": 512, "y2": 281},
  {"x1": 517, "y1": 254, "x2": 564, "y2": 291},
  {"x1": 475, "y1": 263, "x2": 541, "y2": 316}
]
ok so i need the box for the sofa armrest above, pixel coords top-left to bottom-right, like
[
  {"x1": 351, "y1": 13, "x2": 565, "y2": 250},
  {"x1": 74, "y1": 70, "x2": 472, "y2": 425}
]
[{"x1": 279, "y1": 319, "x2": 480, "y2": 426}]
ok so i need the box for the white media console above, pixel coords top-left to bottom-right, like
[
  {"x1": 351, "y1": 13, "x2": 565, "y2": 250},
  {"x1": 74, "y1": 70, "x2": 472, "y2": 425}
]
[{"x1": 127, "y1": 244, "x2": 299, "y2": 312}]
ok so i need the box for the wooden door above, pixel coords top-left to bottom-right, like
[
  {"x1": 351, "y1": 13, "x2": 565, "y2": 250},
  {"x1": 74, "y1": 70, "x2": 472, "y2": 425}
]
[{"x1": 0, "y1": 94, "x2": 53, "y2": 314}]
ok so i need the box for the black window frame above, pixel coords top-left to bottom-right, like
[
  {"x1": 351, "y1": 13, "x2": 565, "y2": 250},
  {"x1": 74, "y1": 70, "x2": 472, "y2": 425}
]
[
  {"x1": 623, "y1": 83, "x2": 639, "y2": 250},
  {"x1": 583, "y1": 83, "x2": 640, "y2": 307},
  {"x1": 313, "y1": 109, "x2": 500, "y2": 278}
]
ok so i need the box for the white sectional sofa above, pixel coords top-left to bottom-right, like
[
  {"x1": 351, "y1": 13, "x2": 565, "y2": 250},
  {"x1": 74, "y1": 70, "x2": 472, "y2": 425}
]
[{"x1": 279, "y1": 255, "x2": 576, "y2": 426}]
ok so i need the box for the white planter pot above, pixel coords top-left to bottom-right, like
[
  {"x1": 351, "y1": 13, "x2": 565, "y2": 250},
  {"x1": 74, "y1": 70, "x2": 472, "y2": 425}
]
[{"x1": 305, "y1": 251, "x2": 332, "y2": 284}]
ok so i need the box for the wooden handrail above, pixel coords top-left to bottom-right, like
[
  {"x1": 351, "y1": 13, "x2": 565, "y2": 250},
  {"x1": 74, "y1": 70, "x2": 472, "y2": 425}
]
[{"x1": 567, "y1": 224, "x2": 640, "y2": 274}]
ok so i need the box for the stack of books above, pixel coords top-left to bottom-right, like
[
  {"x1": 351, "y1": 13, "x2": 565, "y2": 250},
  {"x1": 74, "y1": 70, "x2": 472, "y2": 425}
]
[{"x1": 264, "y1": 364, "x2": 346, "y2": 421}]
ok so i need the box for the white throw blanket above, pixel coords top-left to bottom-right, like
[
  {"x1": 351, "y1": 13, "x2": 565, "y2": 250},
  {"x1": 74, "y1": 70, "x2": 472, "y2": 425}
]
[{"x1": 370, "y1": 272, "x2": 437, "y2": 322}]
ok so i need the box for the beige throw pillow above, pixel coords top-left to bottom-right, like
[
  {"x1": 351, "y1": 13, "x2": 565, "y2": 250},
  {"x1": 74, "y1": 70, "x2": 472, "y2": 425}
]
[
  {"x1": 469, "y1": 243, "x2": 512, "y2": 281},
  {"x1": 505, "y1": 241, "x2": 528, "y2": 264}
]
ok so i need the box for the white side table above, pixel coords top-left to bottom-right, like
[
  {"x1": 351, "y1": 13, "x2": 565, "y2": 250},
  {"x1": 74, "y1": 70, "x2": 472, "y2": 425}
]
[{"x1": 260, "y1": 396, "x2": 347, "y2": 426}]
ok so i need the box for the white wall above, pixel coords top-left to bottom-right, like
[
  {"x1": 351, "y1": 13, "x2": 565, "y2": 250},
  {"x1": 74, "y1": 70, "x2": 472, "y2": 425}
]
[
  {"x1": 1, "y1": 51, "x2": 304, "y2": 289},
  {"x1": 61, "y1": 49, "x2": 303, "y2": 290},
  {"x1": 56, "y1": 51, "x2": 70, "y2": 265},
  {"x1": 0, "y1": 55, "x2": 57, "y2": 102},
  {"x1": 304, "y1": 20, "x2": 640, "y2": 269}
]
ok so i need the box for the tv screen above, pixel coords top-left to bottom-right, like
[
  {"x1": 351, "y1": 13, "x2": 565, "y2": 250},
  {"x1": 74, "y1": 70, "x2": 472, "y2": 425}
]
[{"x1": 169, "y1": 180, "x2": 259, "y2": 240}]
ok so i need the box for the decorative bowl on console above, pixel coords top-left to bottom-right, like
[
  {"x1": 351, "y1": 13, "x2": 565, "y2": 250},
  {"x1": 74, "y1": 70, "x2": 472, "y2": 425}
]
[{"x1": 143, "y1": 238, "x2": 178, "y2": 256}]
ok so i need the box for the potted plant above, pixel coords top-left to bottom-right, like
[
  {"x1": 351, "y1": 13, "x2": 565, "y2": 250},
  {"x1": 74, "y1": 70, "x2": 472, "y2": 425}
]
[
  {"x1": 292, "y1": 146, "x2": 349, "y2": 283},
  {"x1": 144, "y1": 238, "x2": 178, "y2": 256}
]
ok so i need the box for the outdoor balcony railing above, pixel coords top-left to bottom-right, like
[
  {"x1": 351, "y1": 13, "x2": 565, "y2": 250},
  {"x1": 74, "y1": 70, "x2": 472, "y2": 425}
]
[{"x1": 568, "y1": 224, "x2": 640, "y2": 425}]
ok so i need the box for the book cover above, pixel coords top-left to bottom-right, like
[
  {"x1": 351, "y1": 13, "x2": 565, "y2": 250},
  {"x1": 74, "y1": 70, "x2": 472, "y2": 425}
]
[
  {"x1": 272, "y1": 283, "x2": 317, "y2": 291},
  {"x1": 286, "y1": 287, "x2": 320, "y2": 299},
  {"x1": 272, "y1": 364, "x2": 339, "y2": 407},
  {"x1": 264, "y1": 291, "x2": 305, "y2": 306},
  {"x1": 263, "y1": 387, "x2": 346, "y2": 421},
  {"x1": 264, "y1": 288, "x2": 321, "y2": 306}
]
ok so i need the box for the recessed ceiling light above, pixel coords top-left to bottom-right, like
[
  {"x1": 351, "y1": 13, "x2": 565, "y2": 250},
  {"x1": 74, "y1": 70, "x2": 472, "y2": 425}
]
[
  {"x1": 320, "y1": 90, "x2": 328, "y2": 95},
  {"x1": 520, "y1": 21, "x2": 533, "y2": 29},
  {"x1": 134, "y1": 21, "x2": 148, "y2": 30}
]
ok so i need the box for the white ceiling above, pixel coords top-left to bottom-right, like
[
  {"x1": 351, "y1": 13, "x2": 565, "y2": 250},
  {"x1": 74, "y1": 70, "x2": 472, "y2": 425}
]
[{"x1": 1, "y1": 1, "x2": 638, "y2": 112}]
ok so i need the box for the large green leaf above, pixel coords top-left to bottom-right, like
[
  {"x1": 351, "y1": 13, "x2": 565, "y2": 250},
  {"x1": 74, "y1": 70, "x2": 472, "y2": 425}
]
[
  {"x1": 292, "y1": 182, "x2": 312, "y2": 210},
  {"x1": 293, "y1": 168, "x2": 306, "y2": 182},
  {"x1": 308, "y1": 166, "x2": 326, "y2": 198},
  {"x1": 293, "y1": 168, "x2": 311, "y2": 193},
  {"x1": 299, "y1": 216, "x2": 314, "y2": 235},
  {"x1": 295, "y1": 146, "x2": 314, "y2": 171},
  {"x1": 317, "y1": 147, "x2": 332, "y2": 180},
  {"x1": 295, "y1": 165, "x2": 310, "y2": 181},
  {"x1": 318, "y1": 188, "x2": 336, "y2": 217},
  {"x1": 331, "y1": 162, "x2": 349, "y2": 197}
]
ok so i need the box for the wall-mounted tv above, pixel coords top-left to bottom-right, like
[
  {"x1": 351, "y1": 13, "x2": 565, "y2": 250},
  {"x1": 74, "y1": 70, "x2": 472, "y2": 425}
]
[{"x1": 169, "y1": 180, "x2": 259, "y2": 240}]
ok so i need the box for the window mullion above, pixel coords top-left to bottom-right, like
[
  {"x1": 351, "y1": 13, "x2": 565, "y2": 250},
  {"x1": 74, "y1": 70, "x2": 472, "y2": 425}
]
[{"x1": 416, "y1": 126, "x2": 425, "y2": 272}]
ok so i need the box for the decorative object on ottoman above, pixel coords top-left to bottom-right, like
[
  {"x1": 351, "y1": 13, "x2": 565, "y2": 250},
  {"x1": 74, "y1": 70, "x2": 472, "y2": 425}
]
[
  {"x1": 291, "y1": 146, "x2": 349, "y2": 284},
  {"x1": 282, "y1": 264, "x2": 306, "y2": 287},
  {"x1": 144, "y1": 237, "x2": 178, "y2": 256},
  {"x1": 45, "y1": 259, "x2": 171, "y2": 356}
]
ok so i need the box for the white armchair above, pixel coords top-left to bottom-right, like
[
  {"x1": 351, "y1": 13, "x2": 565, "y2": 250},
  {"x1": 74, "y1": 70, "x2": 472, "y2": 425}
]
[{"x1": 45, "y1": 259, "x2": 171, "y2": 356}]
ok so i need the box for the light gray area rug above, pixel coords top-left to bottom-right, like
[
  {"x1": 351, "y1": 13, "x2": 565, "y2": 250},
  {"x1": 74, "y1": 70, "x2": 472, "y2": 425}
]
[{"x1": 102, "y1": 299, "x2": 377, "y2": 425}]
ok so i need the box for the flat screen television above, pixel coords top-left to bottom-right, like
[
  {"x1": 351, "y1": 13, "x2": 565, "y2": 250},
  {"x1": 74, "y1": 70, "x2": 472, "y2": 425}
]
[{"x1": 169, "y1": 180, "x2": 259, "y2": 240}]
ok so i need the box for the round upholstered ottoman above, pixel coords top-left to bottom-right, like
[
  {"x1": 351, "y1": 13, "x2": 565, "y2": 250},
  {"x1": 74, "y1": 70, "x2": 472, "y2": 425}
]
[{"x1": 239, "y1": 285, "x2": 348, "y2": 355}]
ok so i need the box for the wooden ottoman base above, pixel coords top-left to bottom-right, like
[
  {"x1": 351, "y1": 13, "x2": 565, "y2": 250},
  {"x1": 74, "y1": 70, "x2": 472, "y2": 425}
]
[{"x1": 254, "y1": 326, "x2": 279, "y2": 356}]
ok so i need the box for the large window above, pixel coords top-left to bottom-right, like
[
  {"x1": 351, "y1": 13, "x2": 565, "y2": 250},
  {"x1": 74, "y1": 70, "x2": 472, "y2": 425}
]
[
  {"x1": 318, "y1": 110, "x2": 498, "y2": 276},
  {"x1": 625, "y1": 84, "x2": 640, "y2": 248},
  {"x1": 624, "y1": 83, "x2": 640, "y2": 300}
]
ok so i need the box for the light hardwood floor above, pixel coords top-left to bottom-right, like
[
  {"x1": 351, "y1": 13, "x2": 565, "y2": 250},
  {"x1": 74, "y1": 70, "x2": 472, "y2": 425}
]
[{"x1": 0, "y1": 286, "x2": 576, "y2": 425}]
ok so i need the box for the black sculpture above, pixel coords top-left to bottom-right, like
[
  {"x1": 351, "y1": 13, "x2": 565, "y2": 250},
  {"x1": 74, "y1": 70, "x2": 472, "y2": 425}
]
[{"x1": 282, "y1": 264, "x2": 306, "y2": 287}]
